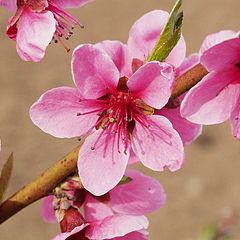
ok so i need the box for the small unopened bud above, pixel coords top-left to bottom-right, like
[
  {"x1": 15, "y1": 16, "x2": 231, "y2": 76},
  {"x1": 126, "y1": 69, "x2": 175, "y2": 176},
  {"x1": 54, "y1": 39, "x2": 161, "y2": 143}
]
[
  {"x1": 60, "y1": 175, "x2": 83, "y2": 191},
  {"x1": 60, "y1": 207, "x2": 85, "y2": 233},
  {"x1": 73, "y1": 189, "x2": 87, "y2": 208}
]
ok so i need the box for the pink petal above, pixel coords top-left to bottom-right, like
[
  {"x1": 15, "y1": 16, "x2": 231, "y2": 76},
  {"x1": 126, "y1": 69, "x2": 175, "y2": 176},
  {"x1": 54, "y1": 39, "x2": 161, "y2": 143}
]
[
  {"x1": 78, "y1": 129, "x2": 130, "y2": 196},
  {"x1": 110, "y1": 170, "x2": 166, "y2": 215},
  {"x1": 16, "y1": 7, "x2": 56, "y2": 62},
  {"x1": 95, "y1": 40, "x2": 132, "y2": 77},
  {"x1": 51, "y1": 0, "x2": 94, "y2": 8},
  {"x1": 201, "y1": 37, "x2": 240, "y2": 71},
  {"x1": 127, "y1": 10, "x2": 186, "y2": 67},
  {"x1": 83, "y1": 193, "x2": 114, "y2": 222},
  {"x1": 200, "y1": 30, "x2": 238, "y2": 54},
  {"x1": 157, "y1": 107, "x2": 202, "y2": 145},
  {"x1": 52, "y1": 225, "x2": 87, "y2": 240},
  {"x1": 112, "y1": 231, "x2": 148, "y2": 240},
  {"x1": 0, "y1": 0, "x2": 16, "y2": 12},
  {"x1": 132, "y1": 115, "x2": 184, "y2": 171},
  {"x1": 128, "y1": 149, "x2": 140, "y2": 165},
  {"x1": 127, "y1": 61, "x2": 173, "y2": 109},
  {"x1": 181, "y1": 68, "x2": 240, "y2": 125},
  {"x1": 230, "y1": 97, "x2": 240, "y2": 140},
  {"x1": 166, "y1": 36, "x2": 186, "y2": 68},
  {"x1": 30, "y1": 87, "x2": 99, "y2": 138},
  {"x1": 40, "y1": 196, "x2": 56, "y2": 223},
  {"x1": 85, "y1": 214, "x2": 148, "y2": 239},
  {"x1": 72, "y1": 44, "x2": 119, "y2": 99}
]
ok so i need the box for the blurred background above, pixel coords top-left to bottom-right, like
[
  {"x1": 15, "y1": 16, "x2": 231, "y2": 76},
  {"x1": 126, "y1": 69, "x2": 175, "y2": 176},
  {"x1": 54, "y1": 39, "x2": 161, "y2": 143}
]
[{"x1": 0, "y1": 0, "x2": 240, "y2": 239}]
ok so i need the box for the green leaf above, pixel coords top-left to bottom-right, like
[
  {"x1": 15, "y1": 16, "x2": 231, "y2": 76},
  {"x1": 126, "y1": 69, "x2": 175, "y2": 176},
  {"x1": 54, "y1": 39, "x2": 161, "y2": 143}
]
[
  {"x1": 0, "y1": 153, "x2": 13, "y2": 203},
  {"x1": 118, "y1": 175, "x2": 132, "y2": 186},
  {"x1": 148, "y1": 0, "x2": 183, "y2": 62},
  {"x1": 197, "y1": 224, "x2": 218, "y2": 240}
]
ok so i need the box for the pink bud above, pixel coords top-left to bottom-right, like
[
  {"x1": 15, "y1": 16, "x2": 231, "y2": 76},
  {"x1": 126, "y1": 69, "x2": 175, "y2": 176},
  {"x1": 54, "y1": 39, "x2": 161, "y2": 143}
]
[
  {"x1": 60, "y1": 207, "x2": 85, "y2": 233},
  {"x1": 73, "y1": 189, "x2": 87, "y2": 208}
]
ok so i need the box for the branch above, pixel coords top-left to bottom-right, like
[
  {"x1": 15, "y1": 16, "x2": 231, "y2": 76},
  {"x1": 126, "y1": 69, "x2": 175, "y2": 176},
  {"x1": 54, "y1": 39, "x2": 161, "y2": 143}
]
[
  {"x1": 170, "y1": 63, "x2": 208, "y2": 100},
  {"x1": 0, "y1": 63, "x2": 208, "y2": 224},
  {"x1": 0, "y1": 146, "x2": 81, "y2": 224}
]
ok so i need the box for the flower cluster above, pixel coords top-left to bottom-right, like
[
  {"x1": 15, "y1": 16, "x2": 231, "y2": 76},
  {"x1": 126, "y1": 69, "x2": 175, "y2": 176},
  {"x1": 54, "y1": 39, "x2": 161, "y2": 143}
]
[
  {"x1": 181, "y1": 30, "x2": 240, "y2": 139},
  {"x1": 41, "y1": 170, "x2": 165, "y2": 239},
  {"x1": 0, "y1": 0, "x2": 239, "y2": 239}
]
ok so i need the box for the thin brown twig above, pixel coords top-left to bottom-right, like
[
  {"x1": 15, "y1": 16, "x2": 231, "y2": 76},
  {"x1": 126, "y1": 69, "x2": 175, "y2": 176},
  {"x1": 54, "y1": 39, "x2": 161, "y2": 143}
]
[{"x1": 0, "y1": 63, "x2": 208, "y2": 224}]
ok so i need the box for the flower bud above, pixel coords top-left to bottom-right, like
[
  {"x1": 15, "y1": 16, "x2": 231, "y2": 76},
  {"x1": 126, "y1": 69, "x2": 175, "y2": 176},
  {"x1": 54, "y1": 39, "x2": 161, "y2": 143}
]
[
  {"x1": 73, "y1": 189, "x2": 87, "y2": 208},
  {"x1": 60, "y1": 207, "x2": 85, "y2": 233}
]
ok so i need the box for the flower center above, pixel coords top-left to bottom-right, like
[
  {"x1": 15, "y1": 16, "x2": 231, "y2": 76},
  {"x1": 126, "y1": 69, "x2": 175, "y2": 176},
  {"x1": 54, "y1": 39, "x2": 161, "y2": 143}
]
[
  {"x1": 94, "y1": 91, "x2": 137, "y2": 151},
  {"x1": 26, "y1": 0, "x2": 48, "y2": 11},
  {"x1": 77, "y1": 77, "x2": 154, "y2": 153},
  {"x1": 92, "y1": 79, "x2": 153, "y2": 152}
]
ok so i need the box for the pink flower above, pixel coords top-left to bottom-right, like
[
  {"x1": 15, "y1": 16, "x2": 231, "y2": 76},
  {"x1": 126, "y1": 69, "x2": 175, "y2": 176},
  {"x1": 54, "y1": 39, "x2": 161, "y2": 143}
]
[
  {"x1": 30, "y1": 10, "x2": 189, "y2": 196},
  {"x1": 41, "y1": 170, "x2": 166, "y2": 240},
  {"x1": 98, "y1": 10, "x2": 201, "y2": 145},
  {"x1": 30, "y1": 45, "x2": 184, "y2": 195},
  {"x1": 130, "y1": 10, "x2": 202, "y2": 145},
  {"x1": 181, "y1": 31, "x2": 240, "y2": 139},
  {"x1": 0, "y1": 0, "x2": 94, "y2": 62}
]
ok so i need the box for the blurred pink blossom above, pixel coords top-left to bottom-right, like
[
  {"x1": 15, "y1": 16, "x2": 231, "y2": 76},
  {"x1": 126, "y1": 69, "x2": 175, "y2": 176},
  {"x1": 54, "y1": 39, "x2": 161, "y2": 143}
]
[
  {"x1": 0, "y1": 0, "x2": 94, "y2": 61},
  {"x1": 181, "y1": 30, "x2": 240, "y2": 139}
]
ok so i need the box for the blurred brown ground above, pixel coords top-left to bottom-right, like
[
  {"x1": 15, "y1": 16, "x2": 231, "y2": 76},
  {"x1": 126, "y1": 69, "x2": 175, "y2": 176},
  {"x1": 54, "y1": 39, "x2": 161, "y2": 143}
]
[{"x1": 0, "y1": 0, "x2": 240, "y2": 239}]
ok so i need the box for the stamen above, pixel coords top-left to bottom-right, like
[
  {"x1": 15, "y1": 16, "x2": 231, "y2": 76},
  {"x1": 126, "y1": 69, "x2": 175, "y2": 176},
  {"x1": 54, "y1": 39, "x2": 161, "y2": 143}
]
[
  {"x1": 84, "y1": 86, "x2": 157, "y2": 156},
  {"x1": 54, "y1": 34, "x2": 70, "y2": 52},
  {"x1": 76, "y1": 108, "x2": 104, "y2": 116},
  {"x1": 47, "y1": 2, "x2": 84, "y2": 50}
]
